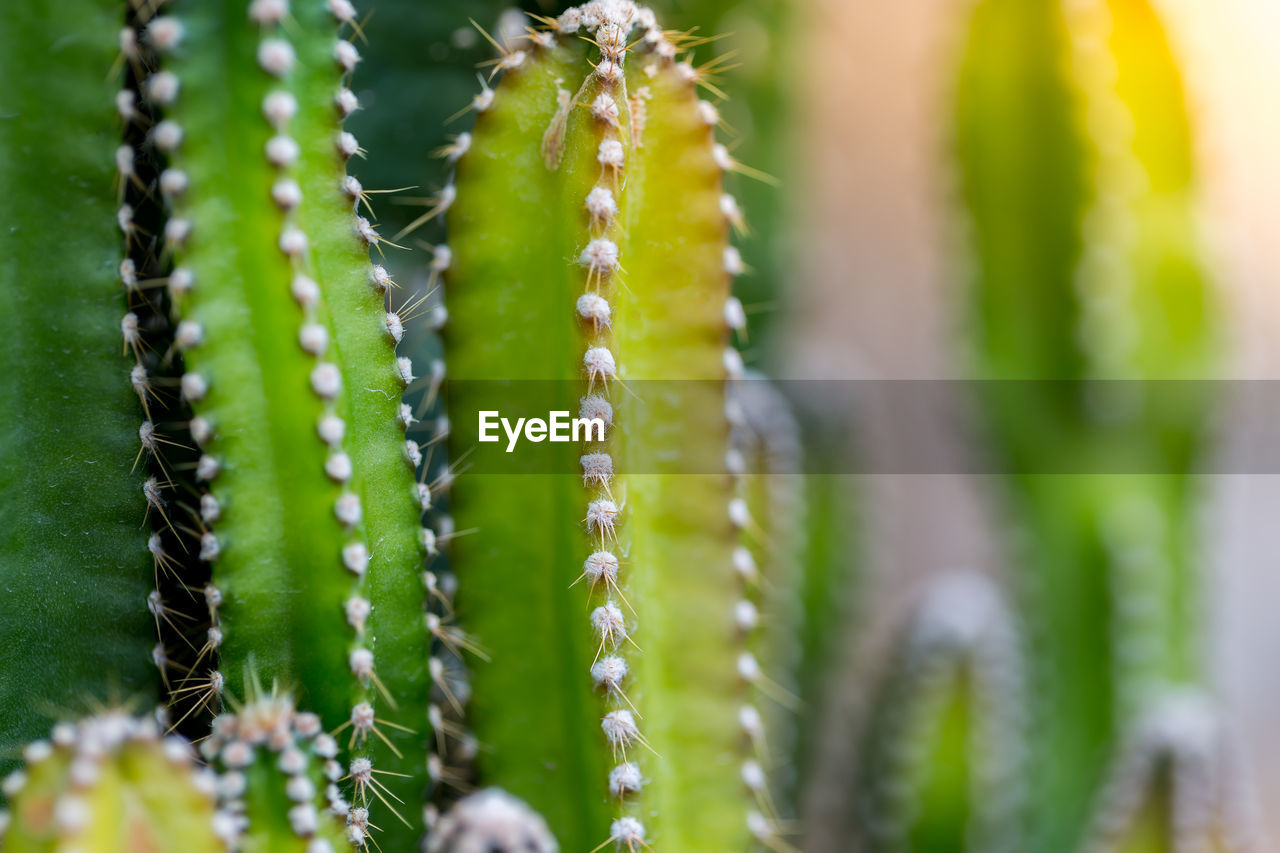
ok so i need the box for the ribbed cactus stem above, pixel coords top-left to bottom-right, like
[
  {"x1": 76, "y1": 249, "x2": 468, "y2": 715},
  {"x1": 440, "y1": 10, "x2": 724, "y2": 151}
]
[
  {"x1": 442, "y1": 3, "x2": 765, "y2": 849},
  {"x1": 955, "y1": 0, "x2": 1216, "y2": 847},
  {"x1": 0, "y1": 712, "x2": 223, "y2": 852},
  {"x1": 0, "y1": 0, "x2": 156, "y2": 770},
  {"x1": 127, "y1": 0, "x2": 432, "y2": 845},
  {"x1": 203, "y1": 690, "x2": 353, "y2": 852}
]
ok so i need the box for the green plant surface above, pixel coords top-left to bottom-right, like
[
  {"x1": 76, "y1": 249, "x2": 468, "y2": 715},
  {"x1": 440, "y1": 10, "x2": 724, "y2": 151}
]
[
  {"x1": 345, "y1": 0, "x2": 514, "y2": 272},
  {"x1": 954, "y1": 0, "x2": 1217, "y2": 849},
  {"x1": 648, "y1": 0, "x2": 794, "y2": 353},
  {"x1": 443, "y1": 5, "x2": 760, "y2": 850},
  {"x1": 0, "y1": 0, "x2": 156, "y2": 773},
  {"x1": 203, "y1": 691, "x2": 352, "y2": 853},
  {"x1": 791, "y1": 460, "x2": 859, "y2": 805},
  {"x1": 1080, "y1": 694, "x2": 1257, "y2": 853},
  {"x1": 140, "y1": 1, "x2": 430, "y2": 845},
  {"x1": 855, "y1": 572, "x2": 1026, "y2": 853},
  {"x1": 2, "y1": 713, "x2": 223, "y2": 853}
]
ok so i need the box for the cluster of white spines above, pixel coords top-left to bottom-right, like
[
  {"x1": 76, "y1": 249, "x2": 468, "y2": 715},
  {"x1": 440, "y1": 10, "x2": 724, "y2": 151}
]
[
  {"x1": 0, "y1": 713, "x2": 219, "y2": 846},
  {"x1": 201, "y1": 695, "x2": 344, "y2": 849},
  {"x1": 532, "y1": 5, "x2": 675, "y2": 849},
  {"x1": 726, "y1": 483, "x2": 782, "y2": 844}
]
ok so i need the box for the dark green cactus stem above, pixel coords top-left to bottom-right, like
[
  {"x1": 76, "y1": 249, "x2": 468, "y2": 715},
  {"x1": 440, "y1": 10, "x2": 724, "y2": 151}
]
[
  {"x1": 855, "y1": 572, "x2": 1026, "y2": 853},
  {"x1": 127, "y1": 0, "x2": 431, "y2": 845},
  {"x1": 0, "y1": 0, "x2": 156, "y2": 771},
  {"x1": 956, "y1": 0, "x2": 1216, "y2": 849},
  {"x1": 1, "y1": 712, "x2": 223, "y2": 852},
  {"x1": 443, "y1": 4, "x2": 767, "y2": 850}
]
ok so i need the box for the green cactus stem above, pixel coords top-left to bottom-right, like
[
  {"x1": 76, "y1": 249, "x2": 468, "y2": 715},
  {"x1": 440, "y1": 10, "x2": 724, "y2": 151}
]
[
  {"x1": 203, "y1": 689, "x2": 353, "y2": 852},
  {"x1": 728, "y1": 376, "x2": 806, "y2": 813},
  {"x1": 854, "y1": 571, "x2": 1026, "y2": 853},
  {"x1": 441, "y1": 3, "x2": 768, "y2": 850},
  {"x1": 954, "y1": 0, "x2": 1216, "y2": 848},
  {"x1": 0, "y1": 0, "x2": 157, "y2": 771},
  {"x1": 122, "y1": 0, "x2": 432, "y2": 845},
  {"x1": 0, "y1": 712, "x2": 223, "y2": 852}
]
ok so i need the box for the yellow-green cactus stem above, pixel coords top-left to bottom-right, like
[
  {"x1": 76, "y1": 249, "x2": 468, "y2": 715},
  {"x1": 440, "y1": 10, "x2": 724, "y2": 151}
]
[
  {"x1": 126, "y1": 0, "x2": 432, "y2": 845},
  {"x1": 0, "y1": 712, "x2": 223, "y2": 852},
  {"x1": 442, "y1": 3, "x2": 767, "y2": 850}
]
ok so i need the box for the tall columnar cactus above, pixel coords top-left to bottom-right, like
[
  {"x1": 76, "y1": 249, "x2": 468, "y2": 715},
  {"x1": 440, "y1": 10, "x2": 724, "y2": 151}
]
[
  {"x1": 854, "y1": 572, "x2": 1026, "y2": 853},
  {"x1": 955, "y1": 0, "x2": 1216, "y2": 849},
  {"x1": 440, "y1": 3, "x2": 772, "y2": 850},
  {"x1": 0, "y1": 0, "x2": 156, "y2": 767},
  {"x1": 115, "y1": 0, "x2": 433, "y2": 846},
  {"x1": 1, "y1": 712, "x2": 223, "y2": 852}
]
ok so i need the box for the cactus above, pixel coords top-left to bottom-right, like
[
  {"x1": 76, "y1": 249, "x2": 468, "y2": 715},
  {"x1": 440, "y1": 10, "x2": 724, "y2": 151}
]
[
  {"x1": 0, "y1": 712, "x2": 222, "y2": 852},
  {"x1": 117, "y1": 0, "x2": 432, "y2": 846},
  {"x1": 955, "y1": 0, "x2": 1217, "y2": 848},
  {"x1": 426, "y1": 789, "x2": 557, "y2": 853},
  {"x1": 1080, "y1": 693, "x2": 1258, "y2": 853},
  {"x1": 854, "y1": 572, "x2": 1026, "y2": 853},
  {"x1": 0, "y1": 0, "x2": 156, "y2": 768},
  {"x1": 0, "y1": 0, "x2": 797, "y2": 848},
  {"x1": 438, "y1": 3, "x2": 769, "y2": 850},
  {"x1": 202, "y1": 689, "x2": 352, "y2": 852}
]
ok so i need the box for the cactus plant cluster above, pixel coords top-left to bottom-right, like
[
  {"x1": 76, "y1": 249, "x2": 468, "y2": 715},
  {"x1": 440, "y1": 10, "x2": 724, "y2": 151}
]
[
  {"x1": 1, "y1": 0, "x2": 798, "y2": 850},
  {"x1": 0, "y1": 0, "x2": 1263, "y2": 850},
  {"x1": 438, "y1": 3, "x2": 781, "y2": 850}
]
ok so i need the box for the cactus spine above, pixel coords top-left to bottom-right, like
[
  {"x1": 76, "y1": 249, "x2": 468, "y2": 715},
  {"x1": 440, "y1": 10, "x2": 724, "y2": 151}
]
[
  {"x1": 0, "y1": 0, "x2": 156, "y2": 769},
  {"x1": 441, "y1": 3, "x2": 769, "y2": 849}
]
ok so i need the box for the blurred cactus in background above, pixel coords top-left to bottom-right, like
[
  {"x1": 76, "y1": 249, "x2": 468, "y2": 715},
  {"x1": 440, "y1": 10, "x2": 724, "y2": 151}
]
[
  {"x1": 854, "y1": 572, "x2": 1027, "y2": 853},
  {"x1": 951, "y1": 0, "x2": 1228, "y2": 850},
  {"x1": 2, "y1": 712, "x2": 223, "y2": 853}
]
